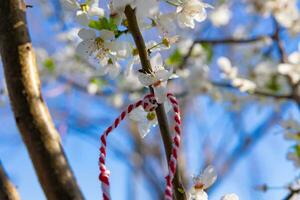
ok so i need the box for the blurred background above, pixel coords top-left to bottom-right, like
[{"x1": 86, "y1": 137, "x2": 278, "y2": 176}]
[{"x1": 1, "y1": 0, "x2": 300, "y2": 199}]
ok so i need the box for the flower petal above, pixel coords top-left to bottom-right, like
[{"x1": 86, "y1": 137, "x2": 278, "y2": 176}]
[
  {"x1": 76, "y1": 10, "x2": 90, "y2": 26},
  {"x1": 221, "y1": 193, "x2": 239, "y2": 200},
  {"x1": 155, "y1": 69, "x2": 173, "y2": 81},
  {"x1": 99, "y1": 30, "x2": 115, "y2": 40},
  {"x1": 137, "y1": 72, "x2": 156, "y2": 86},
  {"x1": 138, "y1": 122, "x2": 152, "y2": 138},
  {"x1": 62, "y1": 0, "x2": 80, "y2": 10},
  {"x1": 107, "y1": 62, "x2": 121, "y2": 79},
  {"x1": 129, "y1": 106, "x2": 147, "y2": 122},
  {"x1": 177, "y1": 14, "x2": 195, "y2": 29},
  {"x1": 76, "y1": 39, "x2": 95, "y2": 57},
  {"x1": 154, "y1": 82, "x2": 167, "y2": 104},
  {"x1": 88, "y1": 7, "x2": 105, "y2": 17},
  {"x1": 200, "y1": 165, "x2": 217, "y2": 189},
  {"x1": 150, "y1": 53, "x2": 164, "y2": 71},
  {"x1": 78, "y1": 28, "x2": 96, "y2": 40}
]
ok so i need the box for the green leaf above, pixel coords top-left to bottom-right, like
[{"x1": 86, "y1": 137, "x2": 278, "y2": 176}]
[
  {"x1": 89, "y1": 78, "x2": 106, "y2": 88},
  {"x1": 89, "y1": 20, "x2": 102, "y2": 30},
  {"x1": 166, "y1": 49, "x2": 183, "y2": 66},
  {"x1": 295, "y1": 145, "x2": 300, "y2": 157},
  {"x1": 201, "y1": 43, "x2": 213, "y2": 63},
  {"x1": 89, "y1": 17, "x2": 118, "y2": 32},
  {"x1": 265, "y1": 75, "x2": 280, "y2": 92},
  {"x1": 43, "y1": 58, "x2": 55, "y2": 72}
]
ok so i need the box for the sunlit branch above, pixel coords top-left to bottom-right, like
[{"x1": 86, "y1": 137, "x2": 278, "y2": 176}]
[
  {"x1": 0, "y1": 161, "x2": 20, "y2": 200},
  {"x1": 0, "y1": 1, "x2": 84, "y2": 199}
]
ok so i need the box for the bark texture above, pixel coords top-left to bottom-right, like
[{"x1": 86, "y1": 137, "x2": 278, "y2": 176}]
[
  {"x1": 124, "y1": 6, "x2": 187, "y2": 200},
  {"x1": 0, "y1": 162, "x2": 21, "y2": 200},
  {"x1": 0, "y1": 1, "x2": 84, "y2": 199}
]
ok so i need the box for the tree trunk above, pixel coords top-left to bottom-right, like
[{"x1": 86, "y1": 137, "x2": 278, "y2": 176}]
[{"x1": 0, "y1": 1, "x2": 84, "y2": 199}]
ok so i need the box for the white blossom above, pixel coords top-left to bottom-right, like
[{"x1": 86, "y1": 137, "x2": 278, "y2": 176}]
[
  {"x1": 287, "y1": 151, "x2": 300, "y2": 168},
  {"x1": 176, "y1": 0, "x2": 212, "y2": 29},
  {"x1": 218, "y1": 57, "x2": 256, "y2": 93},
  {"x1": 278, "y1": 46, "x2": 300, "y2": 84},
  {"x1": 188, "y1": 166, "x2": 217, "y2": 200},
  {"x1": 137, "y1": 53, "x2": 173, "y2": 103},
  {"x1": 266, "y1": 0, "x2": 299, "y2": 29},
  {"x1": 76, "y1": 28, "x2": 113, "y2": 58},
  {"x1": 87, "y1": 82, "x2": 99, "y2": 95},
  {"x1": 221, "y1": 193, "x2": 239, "y2": 200},
  {"x1": 232, "y1": 78, "x2": 256, "y2": 93},
  {"x1": 188, "y1": 190, "x2": 208, "y2": 200},
  {"x1": 155, "y1": 13, "x2": 177, "y2": 38},
  {"x1": 254, "y1": 61, "x2": 277, "y2": 88},
  {"x1": 209, "y1": 5, "x2": 232, "y2": 27},
  {"x1": 129, "y1": 101, "x2": 171, "y2": 138},
  {"x1": 62, "y1": 0, "x2": 104, "y2": 26},
  {"x1": 76, "y1": 28, "x2": 130, "y2": 78},
  {"x1": 129, "y1": 106, "x2": 158, "y2": 138},
  {"x1": 218, "y1": 57, "x2": 238, "y2": 80},
  {"x1": 98, "y1": 56, "x2": 121, "y2": 78},
  {"x1": 282, "y1": 119, "x2": 300, "y2": 142},
  {"x1": 110, "y1": 0, "x2": 159, "y2": 23}
]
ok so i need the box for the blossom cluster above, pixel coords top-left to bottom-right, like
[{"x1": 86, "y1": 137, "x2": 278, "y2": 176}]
[
  {"x1": 60, "y1": 0, "x2": 215, "y2": 135},
  {"x1": 218, "y1": 57, "x2": 256, "y2": 93},
  {"x1": 188, "y1": 166, "x2": 239, "y2": 200},
  {"x1": 249, "y1": 0, "x2": 300, "y2": 35},
  {"x1": 282, "y1": 118, "x2": 300, "y2": 168}
]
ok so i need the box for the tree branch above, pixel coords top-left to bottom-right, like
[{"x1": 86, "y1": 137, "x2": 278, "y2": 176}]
[
  {"x1": 211, "y1": 81, "x2": 293, "y2": 100},
  {"x1": 194, "y1": 35, "x2": 273, "y2": 45},
  {"x1": 124, "y1": 5, "x2": 186, "y2": 200},
  {"x1": 0, "y1": 161, "x2": 20, "y2": 200},
  {"x1": 283, "y1": 189, "x2": 300, "y2": 200},
  {"x1": 178, "y1": 34, "x2": 273, "y2": 69},
  {"x1": 0, "y1": 1, "x2": 84, "y2": 199}
]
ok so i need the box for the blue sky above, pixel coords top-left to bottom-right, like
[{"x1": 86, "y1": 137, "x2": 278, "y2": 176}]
[{"x1": 0, "y1": 0, "x2": 300, "y2": 199}]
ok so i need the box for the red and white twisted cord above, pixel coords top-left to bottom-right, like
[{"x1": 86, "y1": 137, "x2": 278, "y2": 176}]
[
  {"x1": 164, "y1": 93, "x2": 181, "y2": 200},
  {"x1": 99, "y1": 93, "x2": 182, "y2": 200}
]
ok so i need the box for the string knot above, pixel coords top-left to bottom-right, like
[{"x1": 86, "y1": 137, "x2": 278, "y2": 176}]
[{"x1": 143, "y1": 94, "x2": 158, "y2": 112}]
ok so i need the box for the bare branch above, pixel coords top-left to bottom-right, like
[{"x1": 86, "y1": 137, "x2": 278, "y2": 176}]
[
  {"x1": 194, "y1": 35, "x2": 273, "y2": 45},
  {"x1": 0, "y1": 161, "x2": 21, "y2": 200},
  {"x1": 178, "y1": 34, "x2": 273, "y2": 69},
  {"x1": 282, "y1": 189, "x2": 300, "y2": 200},
  {"x1": 211, "y1": 81, "x2": 293, "y2": 100}
]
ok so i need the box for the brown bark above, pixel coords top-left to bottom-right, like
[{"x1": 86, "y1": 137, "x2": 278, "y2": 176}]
[
  {"x1": 124, "y1": 5, "x2": 187, "y2": 200},
  {"x1": 0, "y1": 162, "x2": 21, "y2": 200},
  {"x1": 0, "y1": 1, "x2": 84, "y2": 199}
]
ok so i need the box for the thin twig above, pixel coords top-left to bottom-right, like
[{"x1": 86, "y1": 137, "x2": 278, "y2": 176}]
[
  {"x1": 211, "y1": 81, "x2": 293, "y2": 100},
  {"x1": 194, "y1": 35, "x2": 273, "y2": 45},
  {"x1": 178, "y1": 34, "x2": 273, "y2": 69}
]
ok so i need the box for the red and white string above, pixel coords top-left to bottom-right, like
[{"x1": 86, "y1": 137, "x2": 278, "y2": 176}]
[
  {"x1": 98, "y1": 93, "x2": 182, "y2": 200},
  {"x1": 164, "y1": 93, "x2": 181, "y2": 200}
]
